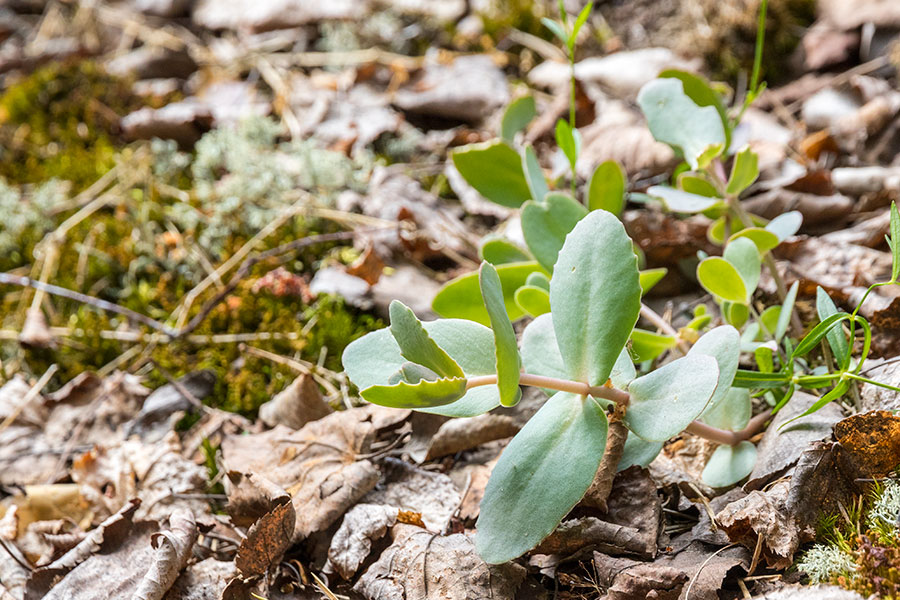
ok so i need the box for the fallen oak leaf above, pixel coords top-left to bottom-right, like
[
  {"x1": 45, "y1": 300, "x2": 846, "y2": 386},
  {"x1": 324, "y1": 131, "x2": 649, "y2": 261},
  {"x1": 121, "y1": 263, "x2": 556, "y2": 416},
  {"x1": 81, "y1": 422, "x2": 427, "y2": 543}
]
[
  {"x1": 132, "y1": 509, "x2": 199, "y2": 600},
  {"x1": 235, "y1": 499, "x2": 295, "y2": 579},
  {"x1": 327, "y1": 504, "x2": 398, "y2": 580}
]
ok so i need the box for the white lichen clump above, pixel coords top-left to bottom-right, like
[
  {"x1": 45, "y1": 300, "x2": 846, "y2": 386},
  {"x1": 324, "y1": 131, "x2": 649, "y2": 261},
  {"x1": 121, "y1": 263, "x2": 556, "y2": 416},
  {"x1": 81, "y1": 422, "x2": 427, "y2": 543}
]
[
  {"x1": 797, "y1": 544, "x2": 858, "y2": 584},
  {"x1": 867, "y1": 478, "x2": 900, "y2": 531}
]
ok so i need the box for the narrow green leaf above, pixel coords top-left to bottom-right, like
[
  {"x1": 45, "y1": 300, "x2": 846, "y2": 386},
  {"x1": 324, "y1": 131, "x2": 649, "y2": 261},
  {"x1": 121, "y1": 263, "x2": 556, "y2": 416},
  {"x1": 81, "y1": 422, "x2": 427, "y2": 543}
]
[
  {"x1": 452, "y1": 141, "x2": 531, "y2": 208},
  {"x1": 570, "y1": 1, "x2": 593, "y2": 47},
  {"x1": 816, "y1": 286, "x2": 849, "y2": 368},
  {"x1": 630, "y1": 329, "x2": 677, "y2": 362},
  {"x1": 775, "y1": 281, "x2": 798, "y2": 343},
  {"x1": 728, "y1": 228, "x2": 779, "y2": 254},
  {"x1": 500, "y1": 96, "x2": 537, "y2": 142},
  {"x1": 765, "y1": 211, "x2": 802, "y2": 241},
  {"x1": 550, "y1": 210, "x2": 641, "y2": 385},
  {"x1": 648, "y1": 185, "x2": 724, "y2": 214},
  {"x1": 637, "y1": 78, "x2": 727, "y2": 169},
  {"x1": 792, "y1": 313, "x2": 852, "y2": 359},
  {"x1": 476, "y1": 392, "x2": 608, "y2": 564},
  {"x1": 688, "y1": 325, "x2": 741, "y2": 411},
  {"x1": 625, "y1": 354, "x2": 719, "y2": 441},
  {"x1": 701, "y1": 387, "x2": 751, "y2": 431},
  {"x1": 541, "y1": 17, "x2": 569, "y2": 46},
  {"x1": 697, "y1": 257, "x2": 747, "y2": 303},
  {"x1": 480, "y1": 236, "x2": 531, "y2": 265},
  {"x1": 732, "y1": 369, "x2": 790, "y2": 389},
  {"x1": 555, "y1": 119, "x2": 578, "y2": 169},
  {"x1": 782, "y1": 380, "x2": 850, "y2": 428},
  {"x1": 521, "y1": 192, "x2": 588, "y2": 271},
  {"x1": 891, "y1": 201, "x2": 900, "y2": 282},
  {"x1": 361, "y1": 377, "x2": 466, "y2": 409},
  {"x1": 701, "y1": 441, "x2": 757, "y2": 488},
  {"x1": 725, "y1": 146, "x2": 760, "y2": 196},
  {"x1": 522, "y1": 145, "x2": 549, "y2": 203},
  {"x1": 432, "y1": 262, "x2": 548, "y2": 325},
  {"x1": 515, "y1": 285, "x2": 551, "y2": 317},
  {"x1": 479, "y1": 262, "x2": 522, "y2": 407},
  {"x1": 587, "y1": 160, "x2": 626, "y2": 215},
  {"x1": 343, "y1": 319, "x2": 499, "y2": 417},
  {"x1": 678, "y1": 173, "x2": 720, "y2": 198},
  {"x1": 723, "y1": 237, "x2": 761, "y2": 298},
  {"x1": 639, "y1": 268, "x2": 667, "y2": 294},
  {"x1": 389, "y1": 301, "x2": 464, "y2": 379}
]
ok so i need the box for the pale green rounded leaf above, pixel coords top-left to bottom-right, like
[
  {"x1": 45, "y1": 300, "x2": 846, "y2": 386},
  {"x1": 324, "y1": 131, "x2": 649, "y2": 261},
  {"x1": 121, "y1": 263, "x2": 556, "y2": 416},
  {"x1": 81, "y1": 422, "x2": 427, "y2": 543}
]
[
  {"x1": 389, "y1": 301, "x2": 463, "y2": 379},
  {"x1": 697, "y1": 257, "x2": 747, "y2": 304},
  {"x1": 625, "y1": 354, "x2": 719, "y2": 441},
  {"x1": 480, "y1": 236, "x2": 531, "y2": 265},
  {"x1": 648, "y1": 186, "x2": 723, "y2": 214},
  {"x1": 724, "y1": 237, "x2": 761, "y2": 296},
  {"x1": 550, "y1": 210, "x2": 641, "y2": 385},
  {"x1": 521, "y1": 193, "x2": 588, "y2": 271},
  {"x1": 587, "y1": 160, "x2": 625, "y2": 215},
  {"x1": 515, "y1": 285, "x2": 551, "y2": 317},
  {"x1": 522, "y1": 145, "x2": 549, "y2": 203},
  {"x1": 361, "y1": 377, "x2": 467, "y2": 409},
  {"x1": 521, "y1": 313, "x2": 567, "y2": 382},
  {"x1": 617, "y1": 432, "x2": 664, "y2": 471},
  {"x1": 452, "y1": 140, "x2": 531, "y2": 208},
  {"x1": 688, "y1": 325, "x2": 740, "y2": 411},
  {"x1": 637, "y1": 78, "x2": 727, "y2": 170},
  {"x1": 725, "y1": 146, "x2": 759, "y2": 196},
  {"x1": 701, "y1": 387, "x2": 751, "y2": 431},
  {"x1": 610, "y1": 347, "x2": 637, "y2": 389},
  {"x1": 658, "y1": 69, "x2": 729, "y2": 145},
  {"x1": 728, "y1": 227, "x2": 779, "y2": 254},
  {"x1": 500, "y1": 96, "x2": 536, "y2": 142},
  {"x1": 526, "y1": 271, "x2": 550, "y2": 291},
  {"x1": 432, "y1": 262, "x2": 548, "y2": 325},
  {"x1": 707, "y1": 216, "x2": 727, "y2": 245},
  {"x1": 701, "y1": 441, "x2": 757, "y2": 488},
  {"x1": 765, "y1": 211, "x2": 802, "y2": 242},
  {"x1": 724, "y1": 301, "x2": 749, "y2": 328},
  {"x1": 342, "y1": 319, "x2": 499, "y2": 417},
  {"x1": 480, "y1": 262, "x2": 521, "y2": 407},
  {"x1": 476, "y1": 392, "x2": 608, "y2": 564}
]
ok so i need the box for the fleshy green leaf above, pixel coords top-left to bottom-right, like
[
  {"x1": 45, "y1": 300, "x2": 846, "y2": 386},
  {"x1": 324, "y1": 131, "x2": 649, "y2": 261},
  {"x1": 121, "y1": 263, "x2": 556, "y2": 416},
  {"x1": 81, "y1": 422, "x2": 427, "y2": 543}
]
[
  {"x1": 476, "y1": 392, "x2": 608, "y2": 564},
  {"x1": 775, "y1": 281, "x2": 798, "y2": 343},
  {"x1": 618, "y1": 432, "x2": 663, "y2": 471},
  {"x1": 630, "y1": 329, "x2": 677, "y2": 362},
  {"x1": 515, "y1": 285, "x2": 551, "y2": 317},
  {"x1": 501, "y1": 96, "x2": 537, "y2": 142},
  {"x1": 432, "y1": 262, "x2": 548, "y2": 325},
  {"x1": 452, "y1": 140, "x2": 531, "y2": 208},
  {"x1": 816, "y1": 286, "x2": 849, "y2": 368},
  {"x1": 678, "y1": 173, "x2": 719, "y2": 198},
  {"x1": 569, "y1": 1, "x2": 593, "y2": 48},
  {"x1": 688, "y1": 325, "x2": 740, "y2": 411},
  {"x1": 701, "y1": 441, "x2": 757, "y2": 488},
  {"x1": 637, "y1": 78, "x2": 727, "y2": 169},
  {"x1": 765, "y1": 211, "x2": 802, "y2": 241},
  {"x1": 610, "y1": 347, "x2": 637, "y2": 388},
  {"x1": 658, "y1": 69, "x2": 729, "y2": 147},
  {"x1": 625, "y1": 354, "x2": 719, "y2": 441},
  {"x1": 342, "y1": 319, "x2": 500, "y2": 417},
  {"x1": 555, "y1": 119, "x2": 578, "y2": 169},
  {"x1": 480, "y1": 236, "x2": 531, "y2": 265},
  {"x1": 526, "y1": 271, "x2": 550, "y2": 291},
  {"x1": 389, "y1": 301, "x2": 464, "y2": 379},
  {"x1": 708, "y1": 216, "x2": 727, "y2": 245},
  {"x1": 389, "y1": 362, "x2": 439, "y2": 385},
  {"x1": 587, "y1": 160, "x2": 626, "y2": 215},
  {"x1": 728, "y1": 228, "x2": 779, "y2": 254},
  {"x1": 639, "y1": 268, "x2": 667, "y2": 294},
  {"x1": 725, "y1": 146, "x2": 759, "y2": 196},
  {"x1": 550, "y1": 210, "x2": 641, "y2": 385},
  {"x1": 647, "y1": 186, "x2": 724, "y2": 214},
  {"x1": 732, "y1": 369, "x2": 791, "y2": 389},
  {"x1": 521, "y1": 313, "x2": 568, "y2": 382},
  {"x1": 541, "y1": 17, "x2": 569, "y2": 45},
  {"x1": 697, "y1": 257, "x2": 747, "y2": 303},
  {"x1": 480, "y1": 262, "x2": 521, "y2": 407},
  {"x1": 521, "y1": 192, "x2": 588, "y2": 271},
  {"x1": 522, "y1": 145, "x2": 549, "y2": 203},
  {"x1": 724, "y1": 301, "x2": 749, "y2": 329},
  {"x1": 701, "y1": 387, "x2": 751, "y2": 431},
  {"x1": 361, "y1": 377, "x2": 467, "y2": 409},
  {"x1": 724, "y1": 237, "x2": 761, "y2": 297},
  {"x1": 891, "y1": 201, "x2": 900, "y2": 282}
]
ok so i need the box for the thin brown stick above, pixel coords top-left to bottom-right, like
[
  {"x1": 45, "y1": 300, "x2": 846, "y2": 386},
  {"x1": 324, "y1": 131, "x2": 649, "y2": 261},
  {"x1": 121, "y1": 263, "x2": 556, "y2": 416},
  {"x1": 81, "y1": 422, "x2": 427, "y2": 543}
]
[{"x1": 0, "y1": 364, "x2": 58, "y2": 433}]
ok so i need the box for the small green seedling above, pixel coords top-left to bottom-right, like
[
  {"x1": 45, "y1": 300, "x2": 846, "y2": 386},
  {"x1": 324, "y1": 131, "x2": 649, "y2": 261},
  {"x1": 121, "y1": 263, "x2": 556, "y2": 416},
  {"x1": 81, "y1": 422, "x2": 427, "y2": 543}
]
[{"x1": 343, "y1": 211, "x2": 744, "y2": 563}]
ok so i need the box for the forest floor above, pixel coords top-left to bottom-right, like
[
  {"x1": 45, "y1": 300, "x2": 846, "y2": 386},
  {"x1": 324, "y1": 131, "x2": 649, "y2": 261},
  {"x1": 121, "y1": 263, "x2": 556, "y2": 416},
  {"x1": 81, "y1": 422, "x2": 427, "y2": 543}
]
[{"x1": 2, "y1": 0, "x2": 900, "y2": 598}]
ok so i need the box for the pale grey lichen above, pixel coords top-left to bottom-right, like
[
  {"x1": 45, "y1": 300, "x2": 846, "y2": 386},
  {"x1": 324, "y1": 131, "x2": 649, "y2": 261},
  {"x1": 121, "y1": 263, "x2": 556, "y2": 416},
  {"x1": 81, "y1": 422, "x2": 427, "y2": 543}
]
[
  {"x1": 867, "y1": 478, "x2": 900, "y2": 531},
  {"x1": 796, "y1": 544, "x2": 858, "y2": 584},
  {"x1": 0, "y1": 178, "x2": 70, "y2": 257}
]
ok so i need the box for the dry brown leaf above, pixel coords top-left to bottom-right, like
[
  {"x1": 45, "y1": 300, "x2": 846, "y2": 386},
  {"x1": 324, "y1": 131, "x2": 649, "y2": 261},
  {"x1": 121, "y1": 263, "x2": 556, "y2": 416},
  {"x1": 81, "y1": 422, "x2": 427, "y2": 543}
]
[
  {"x1": 327, "y1": 503, "x2": 398, "y2": 580},
  {"x1": 425, "y1": 413, "x2": 519, "y2": 461},
  {"x1": 221, "y1": 408, "x2": 380, "y2": 542},
  {"x1": 353, "y1": 524, "x2": 525, "y2": 600},
  {"x1": 594, "y1": 555, "x2": 686, "y2": 600},
  {"x1": 361, "y1": 458, "x2": 460, "y2": 532},
  {"x1": 716, "y1": 480, "x2": 798, "y2": 569},
  {"x1": 345, "y1": 245, "x2": 385, "y2": 286},
  {"x1": 832, "y1": 410, "x2": 900, "y2": 477},
  {"x1": 162, "y1": 558, "x2": 236, "y2": 600},
  {"x1": 234, "y1": 499, "x2": 295, "y2": 579},
  {"x1": 258, "y1": 374, "x2": 332, "y2": 431},
  {"x1": 133, "y1": 509, "x2": 198, "y2": 600},
  {"x1": 743, "y1": 189, "x2": 854, "y2": 227}
]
